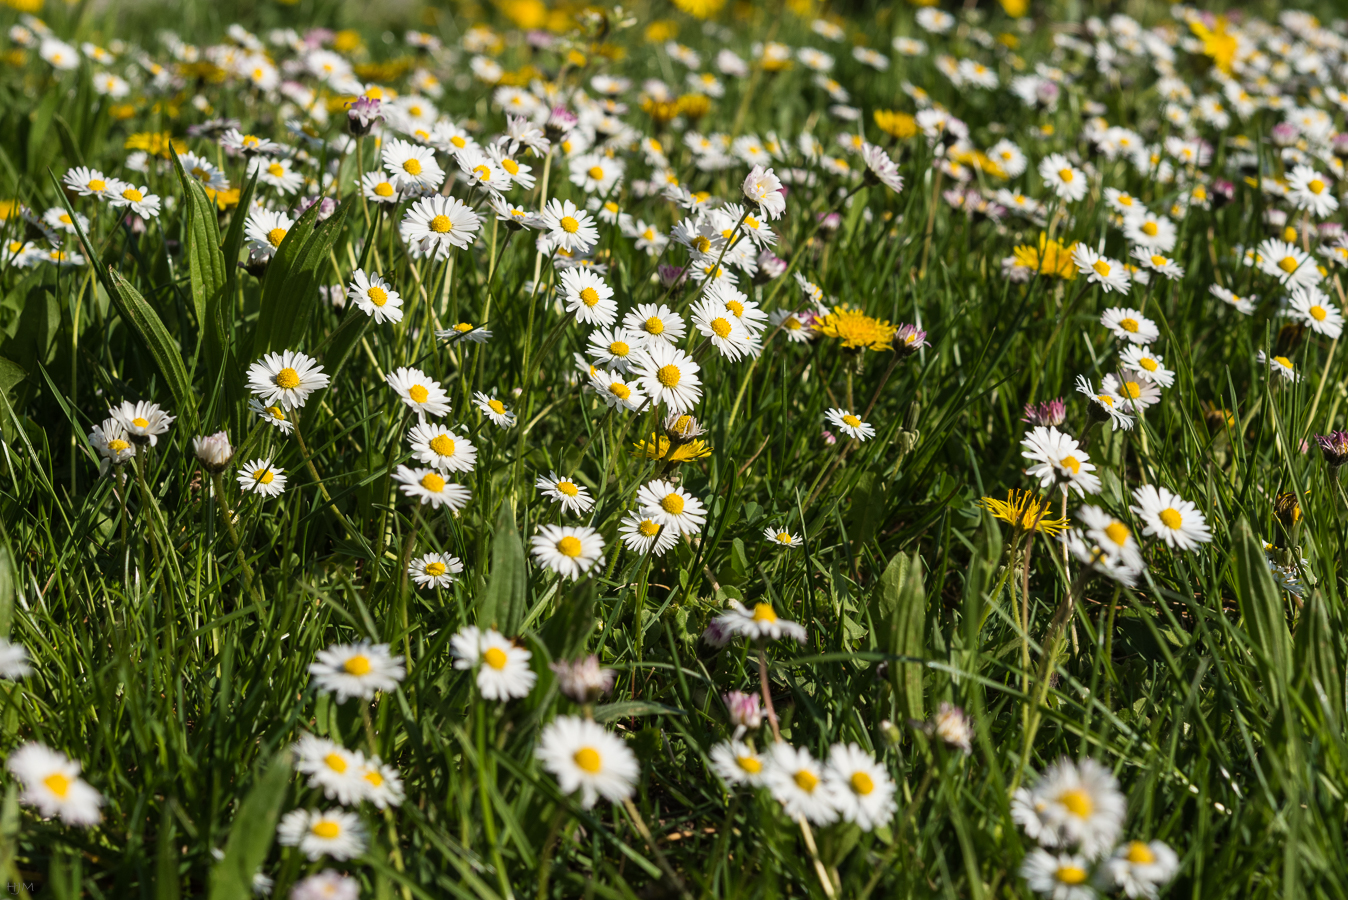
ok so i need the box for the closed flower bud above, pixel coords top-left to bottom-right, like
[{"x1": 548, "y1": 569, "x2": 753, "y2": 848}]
[
  {"x1": 193, "y1": 431, "x2": 233, "y2": 472},
  {"x1": 722, "y1": 690, "x2": 762, "y2": 732},
  {"x1": 549, "y1": 655, "x2": 616, "y2": 704}
]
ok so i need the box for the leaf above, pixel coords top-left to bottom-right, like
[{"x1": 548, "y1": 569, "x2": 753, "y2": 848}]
[
  {"x1": 0, "y1": 357, "x2": 23, "y2": 443},
  {"x1": 207, "y1": 751, "x2": 291, "y2": 900},
  {"x1": 962, "y1": 510, "x2": 1002, "y2": 655},
  {"x1": 0, "y1": 520, "x2": 15, "y2": 638},
  {"x1": 52, "y1": 115, "x2": 83, "y2": 169},
  {"x1": 170, "y1": 151, "x2": 227, "y2": 358},
  {"x1": 874, "y1": 551, "x2": 926, "y2": 720},
  {"x1": 107, "y1": 269, "x2": 195, "y2": 424},
  {"x1": 155, "y1": 802, "x2": 180, "y2": 900},
  {"x1": 846, "y1": 469, "x2": 887, "y2": 549},
  {"x1": 1231, "y1": 517, "x2": 1292, "y2": 708},
  {"x1": 592, "y1": 700, "x2": 685, "y2": 722},
  {"x1": 480, "y1": 502, "x2": 527, "y2": 633},
  {"x1": 251, "y1": 199, "x2": 351, "y2": 357},
  {"x1": 1293, "y1": 588, "x2": 1341, "y2": 729}
]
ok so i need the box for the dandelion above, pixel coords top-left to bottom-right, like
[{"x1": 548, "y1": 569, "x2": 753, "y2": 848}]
[
  {"x1": 277, "y1": 809, "x2": 367, "y2": 861},
  {"x1": 309, "y1": 642, "x2": 406, "y2": 702},
  {"x1": 451, "y1": 626, "x2": 537, "y2": 701},
  {"x1": 535, "y1": 715, "x2": 639, "y2": 808},
  {"x1": 408, "y1": 553, "x2": 462, "y2": 588},
  {"x1": 979, "y1": 490, "x2": 1070, "y2": 536},
  {"x1": 816, "y1": 304, "x2": 896, "y2": 351}
]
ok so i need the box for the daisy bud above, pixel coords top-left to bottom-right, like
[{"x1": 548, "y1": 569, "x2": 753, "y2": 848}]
[
  {"x1": 816, "y1": 211, "x2": 842, "y2": 233},
  {"x1": 657, "y1": 264, "x2": 687, "y2": 289},
  {"x1": 722, "y1": 691, "x2": 762, "y2": 732},
  {"x1": 1022, "y1": 398, "x2": 1066, "y2": 427},
  {"x1": 1315, "y1": 431, "x2": 1348, "y2": 473},
  {"x1": 243, "y1": 247, "x2": 271, "y2": 279},
  {"x1": 822, "y1": 429, "x2": 837, "y2": 446},
  {"x1": 193, "y1": 431, "x2": 234, "y2": 473},
  {"x1": 1333, "y1": 133, "x2": 1348, "y2": 158},
  {"x1": 1210, "y1": 179, "x2": 1235, "y2": 209},
  {"x1": 892, "y1": 323, "x2": 929, "y2": 358},
  {"x1": 544, "y1": 106, "x2": 577, "y2": 141},
  {"x1": 550, "y1": 655, "x2": 616, "y2": 704},
  {"x1": 294, "y1": 195, "x2": 337, "y2": 222},
  {"x1": 930, "y1": 702, "x2": 973, "y2": 754},
  {"x1": 756, "y1": 250, "x2": 787, "y2": 281},
  {"x1": 1273, "y1": 492, "x2": 1303, "y2": 528},
  {"x1": 346, "y1": 95, "x2": 382, "y2": 137},
  {"x1": 701, "y1": 617, "x2": 732, "y2": 647},
  {"x1": 1271, "y1": 122, "x2": 1299, "y2": 147}
]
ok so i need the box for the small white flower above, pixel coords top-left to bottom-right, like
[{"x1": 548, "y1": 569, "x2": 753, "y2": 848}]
[
  {"x1": 536, "y1": 471, "x2": 594, "y2": 515},
  {"x1": 763, "y1": 743, "x2": 837, "y2": 825},
  {"x1": 1131, "y1": 484, "x2": 1211, "y2": 551},
  {"x1": 386, "y1": 366, "x2": 452, "y2": 418},
  {"x1": 7, "y1": 744, "x2": 102, "y2": 827},
  {"x1": 408, "y1": 552, "x2": 462, "y2": 588},
  {"x1": 277, "y1": 808, "x2": 367, "y2": 861},
  {"x1": 309, "y1": 642, "x2": 406, "y2": 702},
  {"x1": 451, "y1": 626, "x2": 537, "y2": 701},
  {"x1": 535, "y1": 715, "x2": 639, "y2": 809},
  {"x1": 635, "y1": 478, "x2": 707, "y2": 536},
  {"x1": 824, "y1": 408, "x2": 875, "y2": 441},
  {"x1": 347, "y1": 269, "x2": 404, "y2": 324},
  {"x1": 393, "y1": 465, "x2": 472, "y2": 510},
  {"x1": 237, "y1": 457, "x2": 287, "y2": 498},
  {"x1": 1099, "y1": 307, "x2": 1158, "y2": 344},
  {"x1": 713, "y1": 600, "x2": 807, "y2": 644},
  {"x1": 1073, "y1": 245, "x2": 1131, "y2": 293},
  {"x1": 246, "y1": 350, "x2": 329, "y2": 410},
  {"x1": 531, "y1": 525, "x2": 606, "y2": 580},
  {"x1": 710, "y1": 740, "x2": 768, "y2": 787}
]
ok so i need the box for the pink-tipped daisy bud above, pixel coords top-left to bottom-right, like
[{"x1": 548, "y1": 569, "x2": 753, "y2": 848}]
[
  {"x1": 892, "y1": 324, "x2": 929, "y2": 357},
  {"x1": 1315, "y1": 431, "x2": 1348, "y2": 469},
  {"x1": 1022, "y1": 399, "x2": 1067, "y2": 427},
  {"x1": 549, "y1": 655, "x2": 616, "y2": 704},
  {"x1": 722, "y1": 691, "x2": 762, "y2": 731},
  {"x1": 193, "y1": 431, "x2": 234, "y2": 473},
  {"x1": 930, "y1": 702, "x2": 972, "y2": 754},
  {"x1": 346, "y1": 95, "x2": 383, "y2": 137}
]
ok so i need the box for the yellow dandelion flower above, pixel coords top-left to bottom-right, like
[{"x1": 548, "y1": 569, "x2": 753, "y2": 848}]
[
  {"x1": 816, "y1": 305, "x2": 897, "y2": 352},
  {"x1": 874, "y1": 110, "x2": 918, "y2": 140},
  {"x1": 633, "y1": 435, "x2": 713, "y2": 462},
  {"x1": 672, "y1": 0, "x2": 727, "y2": 18},
  {"x1": 1189, "y1": 17, "x2": 1237, "y2": 75},
  {"x1": 1011, "y1": 235, "x2": 1080, "y2": 280},
  {"x1": 978, "y1": 490, "x2": 1069, "y2": 536}
]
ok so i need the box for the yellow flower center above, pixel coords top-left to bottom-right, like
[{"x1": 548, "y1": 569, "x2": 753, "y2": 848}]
[
  {"x1": 266, "y1": 406, "x2": 286, "y2": 421},
  {"x1": 1104, "y1": 522, "x2": 1130, "y2": 545},
  {"x1": 429, "y1": 435, "x2": 456, "y2": 457},
  {"x1": 710, "y1": 316, "x2": 732, "y2": 338},
  {"x1": 402, "y1": 158, "x2": 423, "y2": 176},
  {"x1": 657, "y1": 364, "x2": 681, "y2": 387},
  {"x1": 693, "y1": 235, "x2": 711, "y2": 253},
  {"x1": 242, "y1": 135, "x2": 259, "y2": 147},
  {"x1": 89, "y1": 179, "x2": 106, "y2": 192},
  {"x1": 430, "y1": 215, "x2": 453, "y2": 233},
  {"x1": 424, "y1": 561, "x2": 447, "y2": 577},
  {"x1": 842, "y1": 414, "x2": 861, "y2": 428},
  {"x1": 267, "y1": 227, "x2": 287, "y2": 247},
  {"x1": 267, "y1": 163, "x2": 285, "y2": 178},
  {"x1": 557, "y1": 481, "x2": 579, "y2": 497},
  {"x1": 1309, "y1": 179, "x2": 1325, "y2": 194},
  {"x1": 1056, "y1": 866, "x2": 1088, "y2": 885},
  {"x1": 751, "y1": 603, "x2": 777, "y2": 623},
  {"x1": 408, "y1": 384, "x2": 430, "y2": 404},
  {"x1": 364, "y1": 770, "x2": 384, "y2": 787},
  {"x1": 1126, "y1": 841, "x2": 1156, "y2": 864},
  {"x1": 324, "y1": 752, "x2": 348, "y2": 773},
  {"x1": 776, "y1": 532, "x2": 792, "y2": 544},
  {"x1": 850, "y1": 771, "x2": 875, "y2": 795},
  {"x1": 1141, "y1": 221, "x2": 1159, "y2": 236},
  {"x1": 1274, "y1": 355, "x2": 1293, "y2": 369},
  {"x1": 344, "y1": 655, "x2": 371, "y2": 676},
  {"x1": 1058, "y1": 168, "x2": 1074, "y2": 183},
  {"x1": 1119, "y1": 317, "x2": 1139, "y2": 333},
  {"x1": 420, "y1": 472, "x2": 446, "y2": 492},
  {"x1": 107, "y1": 439, "x2": 129, "y2": 452},
  {"x1": 1159, "y1": 508, "x2": 1183, "y2": 529},
  {"x1": 1097, "y1": 394, "x2": 1115, "y2": 407},
  {"x1": 1120, "y1": 381, "x2": 1142, "y2": 399},
  {"x1": 1310, "y1": 305, "x2": 1327, "y2": 321},
  {"x1": 483, "y1": 647, "x2": 508, "y2": 670},
  {"x1": 1279, "y1": 255, "x2": 1300, "y2": 273},
  {"x1": 638, "y1": 519, "x2": 661, "y2": 537},
  {"x1": 587, "y1": 165, "x2": 605, "y2": 180},
  {"x1": 191, "y1": 167, "x2": 210, "y2": 181},
  {"x1": 59, "y1": 214, "x2": 72, "y2": 225},
  {"x1": 793, "y1": 769, "x2": 819, "y2": 792},
  {"x1": 43, "y1": 773, "x2": 71, "y2": 798},
  {"x1": 367, "y1": 286, "x2": 388, "y2": 307},
  {"x1": 254, "y1": 469, "x2": 274, "y2": 485},
  {"x1": 574, "y1": 747, "x2": 602, "y2": 773},
  {"x1": 737, "y1": 755, "x2": 762, "y2": 774},
  {"x1": 1139, "y1": 357, "x2": 1158, "y2": 371},
  {"x1": 1059, "y1": 787, "x2": 1094, "y2": 817},
  {"x1": 661, "y1": 493, "x2": 685, "y2": 515},
  {"x1": 132, "y1": 417, "x2": 150, "y2": 428},
  {"x1": 1093, "y1": 259, "x2": 1112, "y2": 277},
  {"x1": 501, "y1": 158, "x2": 519, "y2": 175},
  {"x1": 609, "y1": 382, "x2": 631, "y2": 399},
  {"x1": 311, "y1": 820, "x2": 341, "y2": 839},
  {"x1": 1060, "y1": 455, "x2": 1081, "y2": 474},
  {"x1": 559, "y1": 215, "x2": 580, "y2": 234},
  {"x1": 122, "y1": 188, "x2": 144, "y2": 202},
  {"x1": 1151, "y1": 255, "x2": 1167, "y2": 267},
  {"x1": 726, "y1": 299, "x2": 745, "y2": 317},
  {"x1": 375, "y1": 182, "x2": 394, "y2": 197},
  {"x1": 579, "y1": 287, "x2": 601, "y2": 307},
  {"x1": 609, "y1": 340, "x2": 630, "y2": 357},
  {"x1": 557, "y1": 535, "x2": 583, "y2": 557},
  {"x1": 644, "y1": 316, "x2": 665, "y2": 335},
  {"x1": 451, "y1": 136, "x2": 466, "y2": 149},
  {"x1": 488, "y1": 399, "x2": 506, "y2": 415}
]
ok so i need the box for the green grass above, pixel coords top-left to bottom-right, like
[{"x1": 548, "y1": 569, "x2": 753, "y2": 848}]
[{"x1": 0, "y1": 0, "x2": 1344, "y2": 897}]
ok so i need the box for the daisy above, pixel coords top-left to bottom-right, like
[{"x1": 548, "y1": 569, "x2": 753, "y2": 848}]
[
  {"x1": 569, "y1": 152, "x2": 624, "y2": 195},
  {"x1": 451, "y1": 626, "x2": 537, "y2": 701},
  {"x1": 178, "y1": 152, "x2": 230, "y2": 191},
  {"x1": 309, "y1": 641, "x2": 406, "y2": 702},
  {"x1": 109, "y1": 400, "x2": 175, "y2": 446},
  {"x1": 247, "y1": 350, "x2": 329, "y2": 410},
  {"x1": 237, "y1": 458, "x2": 287, "y2": 498},
  {"x1": 618, "y1": 512, "x2": 679, "y2": 556},
  {"x1": 245, "y1": 209, "x2": 296, "y2": 261},
  {"x1": 249, "y1": 399, "x2": 295, "y2": 434},
  {"x1": 1074, "y1": 376, "x2": 1134, "y2": 431},
  {"x1": 636, "y1": 478, "x2": 707, "y2": 536},
  {"x1": 1073, "y1": 245, "x2": 1131, "y2": 293},
  {"x1": 253, "y1": 156, "x2": 306, "y2": 194},
  {"x1": 1102, "y1": 370, "x2": 1162, "y2": 412},
  {"x1": 220, "y1": 129, "x2": 279, "y2": 155},
  {"x1": 558, "y1": 268, "x2": 617, "y2": 327},
  {"x1": 709, "y1": 740, "x2": 767, "y2": 787},
  {"x1": 989, "y1": 140, "x2": 1028, "y2": 178},
  {"x1": 382, "y1": 137, "x2": 444, "y2": 192},
  {"x1": 861, "y1": 143, "x2": 904, "y2": 193},
  {"x1": 291, "y1": 872, "x2": 359, "y2": 900},
  {"x1": 360, "y1": 171, "x2": 401, "y2": 204},
  {"x1": 763, "y1": 526, "x2": 802, "y2": 548},
  {"x1": 713, "y1": 600, "x2": 808, "y2": 644},
  {"x1": 407, "y1": 422, "x2": 476, "y2": 473},
  {"x1": 1130, "y1": 248, "x2": 1184, "y2": 281},
  {"x1": 1021, "y1": 426, "x2": 1101, "y2": 496},
  {"x1": 1118, "y1": 345, "x2": 1176, "y2": 387},
  {"x1": 107, "y1": 182, "x2": 162, "y2": 218},
  {"x1": 1106, "y1": 840, "x2": 1180, "y2": 899},
  {"x1": 473, "y1": 391, "x2": 516, "y2": 427},
  {"x1": 393, "y1": 465, "x2": 472, "y2": 510},
  {"x1": 386, "y1": 366, "x2": 452, "y2": 418},
  {"x1": 635, "y1": 342, "x2": 702, "y2": 414},
  {"x1": 1209, "y1": 284, "x2": 1256, "y2": 315},
  {"x1": 539, "y1": 199, "x2": 599, "y2": 254},
  {"x1": 293, "y1": 735, "x2": 367, "y2": 805},
  {"x1": 43, "y1": 206, "x2": 87, "y2": 235},
  {"x1": 536, "y1": 472, "x2": 594, "y2": 515},
  {"x1": 456, "y1": 147, "x2": 508, "y2": 193},
  {"x1": 7, "y1": 744, "x2": 102, "y2": 826},
  {"x1": 1285, "y1": 285, "x2": 1343, "y2": 338},
  {"x1": 1256, "y1": 351, "x2": 1302, "y2": 382},
  {"x1": 1286, "y1": 164, "x2": 1338, "y2": 217},
  {"x1": 437, "y1": 322, "x2": 493, "y2": 344},
  {"x1": 1256, "y1": 238, "x2": 1323, "y2": 289},
  {"x1": 1121, "y1": 211, "x2": 1177, "y2": 252},
  {"x1": 763, "y1": 743, "x2": 837, "y2": 825},
  {"x1": 0, "y1": 639, "x2": 31, "y2": 679},
  {"x1": 690, "y1": 296, "x2": 753, "y2": 361},
  {"x1": 1104, "y1": 188, "x2": 1144, "y2": 215},
  {"x1": 1020, "y1": 849, "x2": 1096, "y2": 900},
  {"x1": 531, "y1": 525, "x2": 605, "y2": 580},
  {"x1": 62, "y1": 166, "x2": 113, "y2": 198},
  {"x1": 1099, "y1": 307, "x2": 1158, "y2": 344},
  {"x1": 347, "y1": 269, "x2": 404, "y2": 324},
  {"x1": 742, "y1": 165, "x2": 786, "y2": 220},
  {"x1": 622, "y1": 303, "x2": 687, "y2": 346},
  {"x1": 1131, "y1": 484, "x2": 1212, "y2": 551},
  {"x1": 824, "y1": 743, "x2": 896, "y2": 832},
  {"x1": 408, "y1": 552, "x2": 462, "y2": 588},
  {"x1": 535, "y1": 715, "x2": 639, "y2": 809},
  {"x1": 89, "y1": 417, "x2": 135, "y2": 471},
  {"x1": 401, "y1": 195, "x2": 481, "y2": 258},
  {"x1": 277, "y1": 809, "x2": 367, "y2": 861},
  {"x1": 590, "y1": 370, "x2": 646, "y2": 412},
  {"x1": 930, "y1": 702, "x2": 973, "y2": 754},
  {"x1": 1039, "y1": 153, "x2": 1088, "y2": 202},
  {"x1": 487, "y1": 142, "x2": 534, "y2": 189},
  {"x1": 824, "y1": 408, "x2": 876, "y2": 442},
  {"x1": 1064, "y1": 530, "x2": 1143, "y2": 587},
  {"x1": 1024, "y1": 757, "x2": 1126, "y2": 857},
  {"x1": 586, "y1": 327, "x2": 642, "y2": 372},
  {"x1": 357, "y1": 757, "x2": 405, "y2": 809}
]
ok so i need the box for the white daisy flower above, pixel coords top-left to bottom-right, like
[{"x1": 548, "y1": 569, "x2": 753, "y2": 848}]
[
  {"x1": 382, "y1": 137, "x2": 444, "y2": 192},
  {"x1": 1256, "y1": 238, "x2": 1323, "y2": 289},
  {"x1": 1104, "y1": 188, "x2": 1145, "y2": 215},
  {"x1": 1256, "y1": 351, "x2": 1302, "y2": 382},
  {"x1": 1021, "y1": 426, "x2": 1101, "y2": 497},
  {"x1": 401, "y1": 195, "x2": 482, "y2": 259},
  {"x1": 1121, "y1": 211, "x2": 1177, "y2": 252},
  {"x1": 62, "y1": 166, "x2": 113, "y2": 198},
  {"x1": 246, "y1": 350, "x2": 329, "y2": 410},
  {"x1": 1022, "y1": 757, "x2": 1126, "y2": 858},
  {"x1": 1020, "y1": 849, "x2": 1096, "y2": 900},
  {"x1": 293, "y1": 734, "x2": 367, "y2": 805},
  {"x1": 109, "y1": 400, "x2": 175, "y2": 446},
  {"x1": 861, "y1": 143, "x2": 904, "y2": 193},
  {"x1": 635, "y1": 478, "x2": 707, "y2": 536},
  {"x1": 536, "y1": 471, "x2": 594, "y2": 515},
  {"x1": 451, "y1": 626, "x2": 537, "y2": 701},
  {"x1": 220, "y1": 129, "x2": 279, "y2": 156},
  {"x1": 763, "y1": 743, "x2": 837, "y2": 825},
  {"x1": 456, "y1": 147, "x2": 509, "y2": 193},
  {"x1": 487, "y1": 142, "x2": 534, "y2": 189},
  {"x1": 586, "y1": 327, "x2": 642, "y2": 372},
  {"x1": 249, "y1": 399, "x2": 295, "y2": 434},
  {"x1": 178, "y1": 152, "x2": 230, "y2": 191},
  {"x1": 635, "y1": 342, "x2": 702, "y2": 414},
  {"x1": 407, "y1": 422, "x2": 476, "y2": 473},
  {"x1": 713, "y1": 600, "x2": 808, "y2": 644},
  {"x1": 1209, "y1": 284, "x2": 1256, "y2": 315},
  {"x1": 1076, "y1": 506, "x2": 1144, "y2": 570},
  {"x1": 408, "y1": 552, "x2": 462, "y2": 588},
  {"x1": 569, "y1": 152, "x2": 625, "y2": 195},
  {"x1": 1102, "y1": 370, "x2": 1162, "y2": 412},
  {"x1": 237, "y1": 457, "x2": 287, "y2": 498},
  {"x1": 690, "y1": 296, "x2": 753, "y2": 361},
  {"x1": 473, "y1": 391, "x2": 516, "y2": 427},
  {"x1": 824, "y1": 743, "x2": 896, "y2": 832},
  {"x1": 386, "y1": 366, "x2": 452, "y2": 419},
  {"x1": 1099, "y1": 307, "x2": 1158, "y2": 344},
  {"x1": 245, "y1": 209, "x2": 296, "y2": 261},
  {"x1": 42, "y1": 206, "x2": 86, "y2": 235},
  {"x1": 107, "y1": 182, "x2": 162, "y2": 218},
  {"x1": 622, "y1": 303, "x2": 687, "y2": 346},
  {"x1": 742, "y1": 165, "x2": 786, "y2": 220},
  {"x1": 535, "y1": 715, "x2": 639, "y2": 809},
  {"x1": 252, "y1": 155, "x2": 306, "y2": 194},
  {"x1": 1131, "y1": 484, "x2": 1212, "y2": 551},
  {"x1": 1064, "y1": 530, "x2": 1143, "y2": 587},
  {"x1": 618, "y1": 512, "x2": 678, "y2": 556},
  {"x1": 0, "y1": 638, "x2": 31, "y2": 679},
  {"x1": 539, "y1": 199, "x2": 599, "y2": 254},
  {"x1": 356, "y1": 757, "x2": 405, "y2": 810},
  {"x1": 1106, "y1": 840, "x2": 1179, "y2": 899},
  {"x1": 1118, "y1": 346, "x2": 1175, "y2": 387},
  {"x1": 1285, "y1": 285, "x2": 1343, "y2": 338},
  {"x1": 7, "y1": 744, "x2": 102, "y2": 827},
  {"x1": 291, "y1": 871, "x2": 359, "y2": 900},
  {"x1": 1039, "y1": 153, "x2": 1088, "y2": 202},
  {"x1": 709, "y1": 740, "x2": 768, "y2": 787},
  {"x1": 531, "y1": 525, "x2": 606, "y2": 580},
  {"x1": 590, "y1": 370, "x2": 646, "y2": 412},
  {"x1": 763, "y1": 526, "x2": 802, "y2": 548},
  {"x1": 277, "y1": 809, "x2": 367, "y2": 861},
  {"x1": 393, "y1": 465, "x2": 472, "y2": 510},
  {"x1": 360, "y1": 171, "x2": 402, "y2": 204},
  {"x1": 1073, "y1": 245, "x2": 1131, "y2": 293},
  {"x1": 89, "y1": 417, "x2": 135, "y2": 473},
  {"x1": 824, "y1": 408, "x2": 875, "y2": 441},
  {"x1": 309, "y1": 641, "x2": 406, "y2": 702},
  {"x1": 1130, "y1": 248, "x2": 1184, "y2": 281},
  {"x1": 437, "y1": 321, "x2": 494, "y2": 344},
  {"x1": 1286, "y1": 164, "x2": 1339, "y2": 217},
  {"x1": 558, "y1": 268, "x2": 617, "y2": 327},
  {"x1": 346, "y1": 269, "x2": 404, "y2": 324}
]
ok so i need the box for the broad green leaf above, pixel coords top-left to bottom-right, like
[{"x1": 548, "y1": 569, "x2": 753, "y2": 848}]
[
  {"x1": 1231, "y1": 517, "x2": 1292, "y2": 708},
  {"x1": 480, "y1": 501, "x2": 526, "y2": 633},
  {"x1": 593, "y1": 700, "x2": 685, "y2": 722},
  {"x1": 1293, "y1": 588, "x2": 1341, "y2": 729},
  {"x1": 52, "y1": 114, "x2": 83, "y2": 168},
  {"x1": 207, "y1": 751, "x2": 291, "y2": 900},
  {"x1": 107, "y1": 269, "x2": 195, "y2": 424},
  {"x1": 251, "y1": 199, "x2": 351, "y2": 357},
  {"x1": 170, "y1": 151, "x2": 227, "y2": 349},
  {"x1": 874, "y1": 550, "x2": 926, "y2": 720}
]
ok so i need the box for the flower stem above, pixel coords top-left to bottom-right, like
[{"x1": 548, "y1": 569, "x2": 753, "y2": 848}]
[
  {"x1": 758, "y1": 645, "x2": 781, "y2": 742},
  {"x1": 209, "y1": 471, "x2": 257, "y2": 595}
]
